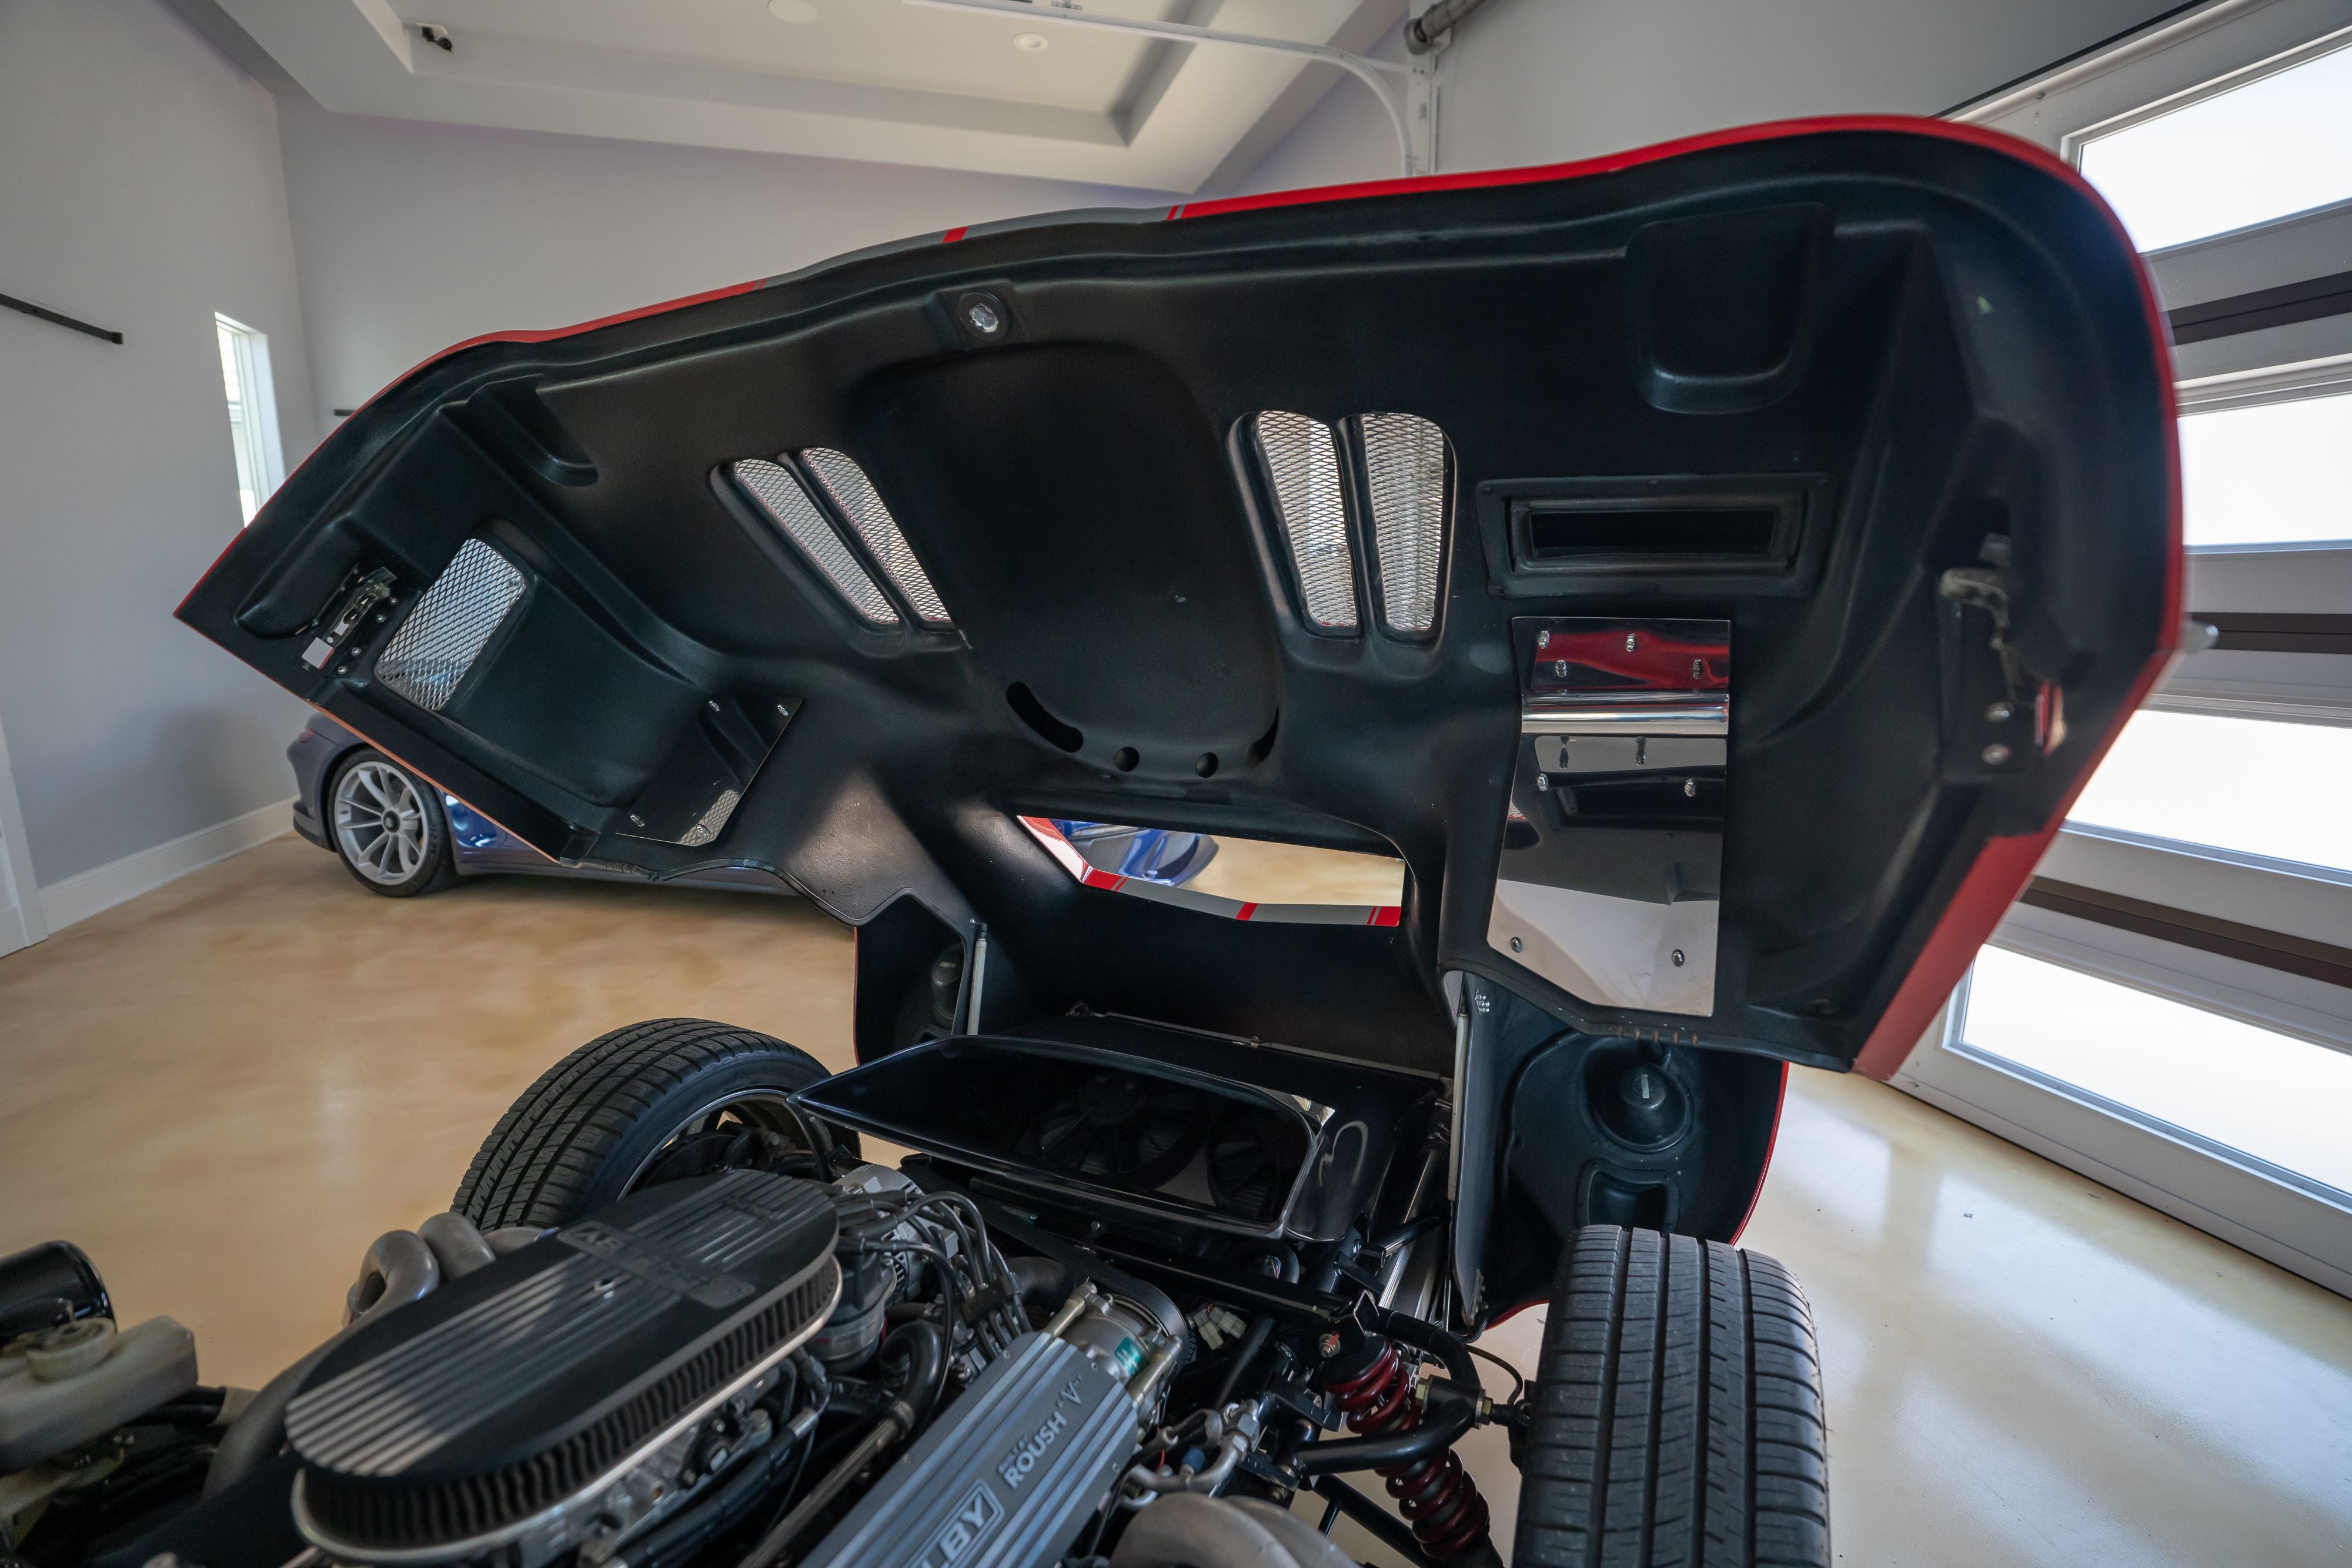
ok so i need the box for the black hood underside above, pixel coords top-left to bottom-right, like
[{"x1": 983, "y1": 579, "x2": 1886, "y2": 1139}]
[{"x1": 179, "y1": 119, "x2": 2179, "y2": 1079}]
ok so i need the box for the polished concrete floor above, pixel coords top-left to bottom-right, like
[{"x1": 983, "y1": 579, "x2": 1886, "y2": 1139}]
[{"x1": 4, "y1": 834, "x2": 2350, "y2": 1564}]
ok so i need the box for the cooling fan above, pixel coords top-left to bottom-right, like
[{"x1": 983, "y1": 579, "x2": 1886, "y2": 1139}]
[{"x1": 1020, "y1": 1070, "x2": 1208, "y2": 1189}]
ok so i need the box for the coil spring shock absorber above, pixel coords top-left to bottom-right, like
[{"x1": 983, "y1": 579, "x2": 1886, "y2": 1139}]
[{"x1": 1320, "y1": 1335, "x2": 1490, "y2": 1559}]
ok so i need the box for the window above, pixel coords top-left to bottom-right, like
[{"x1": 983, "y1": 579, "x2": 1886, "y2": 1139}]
[
  {"x1": 2076, "y1": 36, "x2": 2352, "y2": 252},
  {"x1": 2181, "y1": 386, "x2": 2352, "y2": 549},
  {"x1": 215, "y1": 314, "x2": 283, "y2": 524},
  {"x1": 1936, "y1": 9, "x2": 2352, "y2": 1298},
  {"x1": 2066, "y1": 710, "x2": 2352, "y2": 875},
  {"x1": 1958, "y1": 948, "x2": 2352, "y2": 1198}
]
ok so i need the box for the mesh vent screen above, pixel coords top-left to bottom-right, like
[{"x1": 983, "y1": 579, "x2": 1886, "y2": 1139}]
[
  {"x1": 732, "y1": 459, "x2": 899, "y2": 626},
  {"x1": 375, "y1": 540, "x2": 524, "y2": 713},
  {"x1": 799, "y1": 449, "x2": 952, "y2": 626},
  {"x1": 1360, "y1": 412, "x2": 1448, "y2": 634},
  {"x1": 1253, "y1": 412, "x2": 1357, "y2": 631}
]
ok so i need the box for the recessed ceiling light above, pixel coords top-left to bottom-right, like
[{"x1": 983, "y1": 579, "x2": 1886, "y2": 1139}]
[
  {"x1": 1013, "y1": 32, "x2": 1047, "y2": 51},
  {"x1": 769, "y1": 1, "x2": 817, "y2": 21}
]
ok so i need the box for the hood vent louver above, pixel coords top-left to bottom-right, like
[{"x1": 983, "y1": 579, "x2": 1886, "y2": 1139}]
[
  {"x1": 1252, "y1": 411, "x2": 1358, "y2": 631},
  {"x1": 375, "y1": 539, "x2": 524, "y2": 713},
  {"x1": 731, "y1": 458, "x2": 900, "y2": 626},
  {"x1": 799, "y1": 448, "x2": 953, "y2": 627},
  {"x1": 1360, "y1": 412, "x2": 1448, "y2": 635},
  {"x1": 1250, "y1": 410, "x2": 1451, "y2": 638}
]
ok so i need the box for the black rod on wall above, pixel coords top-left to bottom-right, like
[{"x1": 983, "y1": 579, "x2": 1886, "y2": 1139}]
[{"x1": 0, "y1": 291, "x2": 123, "y2": 345}]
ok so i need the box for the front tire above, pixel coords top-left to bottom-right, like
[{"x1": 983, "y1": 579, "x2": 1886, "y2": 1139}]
[
  {"x1": 1512, "y1": 1226, "x2": 1829, "y2": 1568},
  {"x1": 328, "y1": 749, "x2": 457, "y2": 897},
  {"x1": 453, "y1": 1018, "x2": 851, "y2": 1230}
]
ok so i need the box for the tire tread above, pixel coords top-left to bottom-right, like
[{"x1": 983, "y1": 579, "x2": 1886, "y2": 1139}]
[
  {"x1": 452, "y1": 1018, "x2": 825, "y2": 1229},
  {"x1": 1511, "y1": 1226, "x2": 1829, "y2": 1568}
]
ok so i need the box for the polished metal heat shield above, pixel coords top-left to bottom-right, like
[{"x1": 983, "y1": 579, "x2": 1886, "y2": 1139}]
[
  {"x1": 286, "y1": 1171, "x2": 838, "y2": 1566},
  {"x1": 1491, "y1": 616, "x2": 1732, "y2": 1017}
]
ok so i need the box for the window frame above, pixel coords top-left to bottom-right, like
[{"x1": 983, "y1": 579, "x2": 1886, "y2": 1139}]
[
  {"x1": 1907, "y1": 0, "x2": 2352, "y2": 1298},
  {"x1": 215, "y1": 312, "x2": 286, "y2": 524}
]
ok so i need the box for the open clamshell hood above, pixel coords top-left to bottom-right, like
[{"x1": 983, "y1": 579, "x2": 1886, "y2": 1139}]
[{"x1": 180, "y1": 118, "x2": 2179, "y2": 1080}]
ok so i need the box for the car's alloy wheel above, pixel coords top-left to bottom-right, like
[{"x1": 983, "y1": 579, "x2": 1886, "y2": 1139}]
[{"x1": 328, "y1": 750, "x2": 456, "y2": 897}]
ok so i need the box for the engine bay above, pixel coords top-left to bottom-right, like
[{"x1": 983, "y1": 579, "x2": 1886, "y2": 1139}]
[{"x1": 2, "y1": 1025, "x2": 1498, "y2": 1568}]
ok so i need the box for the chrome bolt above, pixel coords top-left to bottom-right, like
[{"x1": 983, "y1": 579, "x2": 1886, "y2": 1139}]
[
  {"x1": 1624, "y1": 632, "x2": 1638, "y2": 652},
  {"x1": 1683, "y1": 778, "x2": 1698, "y2": 798},
  {"x1": 1986, "y1": 701, "x2": 2014, "y2": 723},
  {"x1": 1534, "y1": 773, "x2": 1549, "y2": 791},
  {"x1": 1318, "y1": 1332, "x2": 1342, "y2": 1359},
  {"x1": 1536, "y1": 629, "x2": 1551, "y2": 649},
  {"x1": 1981, "y1": 743, "x2": 2013, "y2": 767},
  {"x1": 1691, "y1": 657, "x2": 1704, "y2": 678},
  {"x1": 1553, "y1": 659, "x2": 1569, "y2": 676},
  {"x1": 1509, "y1": 936, "x2": 1524, "y2": 953},
  {"x1": 1671, "y1": 949, "x2": 1686, "y2": 967},
  {"x1": 966, "y1": 299, "x2": 1002, "y2": 334}
]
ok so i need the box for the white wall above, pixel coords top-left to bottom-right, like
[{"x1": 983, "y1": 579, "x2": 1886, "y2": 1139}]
[
  {"x1": 276, "y1": 100, "x2": 1180, "y2": 432},
  {"x1": 0, "y1": 0, "x2": 317, "y2": 896}
]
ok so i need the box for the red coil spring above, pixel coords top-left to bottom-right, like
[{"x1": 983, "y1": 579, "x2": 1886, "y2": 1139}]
[{"x1": 1322, "y1": 1340, "x2": 1490, "y2": 1559}]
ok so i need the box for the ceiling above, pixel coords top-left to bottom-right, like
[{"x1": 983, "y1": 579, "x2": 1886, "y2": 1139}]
[{"x1": 198, "y1": 0, "x2": 1403, "y2": 193}]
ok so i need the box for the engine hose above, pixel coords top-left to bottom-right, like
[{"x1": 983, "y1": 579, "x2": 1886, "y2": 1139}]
[
  {"x1": 1287, "y1": 1396, "x2": 1475, "y2": 1476},
  {"x1": 877, "y1": 1318, "x2": 948, "y2": 1427},
  {"x1": 1364, "y1": 1307, "x2": 1481, "y2": 1392},
  {"x1": 736, "y1": 1411, "x2": 907, "y2": 1568},
  {"x1": 1210, "y1": 1315, "x2": 1274, "y2": 1409},
  {"x1": 206, "y1": 1230, "x2": 440, "y2": 1499},
  {"x1": 1007, "y1": 1255, "x2": 1075, "y2": 1319},
  {"x1": 1316, "y1": 1339, "x2": 1489, "y2": 1560},
  {"x1": 736, "y1": 1330, "x2": 936, "y2": 1568}
]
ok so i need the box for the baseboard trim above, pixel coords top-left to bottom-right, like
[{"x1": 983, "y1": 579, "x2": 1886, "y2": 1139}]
[{"x1": 37, "y1": 797, "x2": 295, "y2": 932}]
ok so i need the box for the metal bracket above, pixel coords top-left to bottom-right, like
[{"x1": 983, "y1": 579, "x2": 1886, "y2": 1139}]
[{"x1": 302, "y1": 568, "x2": 396, "y2": 671}]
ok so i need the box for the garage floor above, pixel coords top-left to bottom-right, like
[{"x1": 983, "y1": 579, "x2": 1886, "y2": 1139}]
[{"x1": 4, "y1": 837, "x2": 2350, "y2": 1564}]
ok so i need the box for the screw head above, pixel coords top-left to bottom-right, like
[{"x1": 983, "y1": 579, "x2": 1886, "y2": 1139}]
[
  {"x1": 1683, "y1": 778, "x2": 1698, "y2": 798},
  {"x1": 335, "y1": 664, "x2": 349, "y2": 675},
  {"x1": 1624, "y1": 632, "x2": 1639, "y2": 652},
  {"x1": 1985, "y1": 700, "x2": 2015, "y2": 723},
  {"x1": 1536, "y1": 628, "x2": 1551, "y2": 649},
  {"x1": 1318, "y1": 1332, "x2": 1342, "y2": 1359},
  {"x1": 1981, "y1": 743, "x2": 2013, "y2": 767},
  {"x1": 1509, "y1": 936, "x2": 1524, "y2": 953},
  {"x1": 1671, "y1": 949, "x2": 1686, "y2": 967},
  {"x1": 1534, "y1": 773, "x2": 1549, "y2": 791},
  {"x1": 1553, "y1": 659, "x2": 1569, "y2": 677},
  {"x1": 965, "y1": 299, "x2": 1002, "y2": 334}
]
